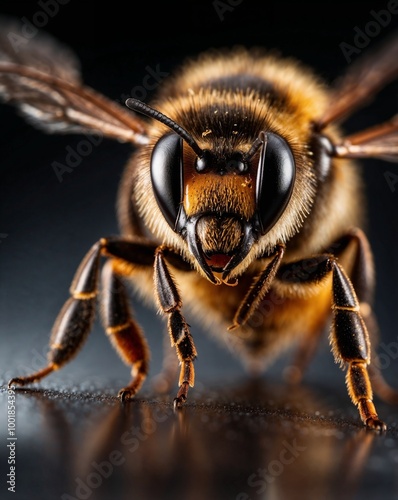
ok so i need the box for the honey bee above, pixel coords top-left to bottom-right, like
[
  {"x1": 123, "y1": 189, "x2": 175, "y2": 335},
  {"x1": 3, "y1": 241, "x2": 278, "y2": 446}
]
[{"x1": 2, "y1": 20, "x2": 398, "y2": 431}]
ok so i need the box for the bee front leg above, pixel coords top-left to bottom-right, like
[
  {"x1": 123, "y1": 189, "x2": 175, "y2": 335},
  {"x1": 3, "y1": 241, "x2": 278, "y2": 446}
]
[
  {"x1": 330, "y1": 261, "x2": 386, "y2": 431},
  {"x1": 8, "y1": 241, "x2": 102, "y2": 388},
  {"x1": 228, "y1": 244, "x2": 285, "y2": 330},
  {"x1": 278, "y1": 255, "x2": 386, "y2": 432},
  {"x1": 154, "y1": 246, "x2": 197, "y2": 410},
  {"x1": 286, "y1": 227, "x2": 375, "y2": 385},
  {"x1": 8, "y1": 237, "x2": 156, "y2": 398}
]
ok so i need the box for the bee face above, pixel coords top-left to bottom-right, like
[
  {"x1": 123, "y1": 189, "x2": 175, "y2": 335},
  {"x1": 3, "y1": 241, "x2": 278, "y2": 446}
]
[{"x1": 147, "y1": 121, "x2": 297, "y2": 282}]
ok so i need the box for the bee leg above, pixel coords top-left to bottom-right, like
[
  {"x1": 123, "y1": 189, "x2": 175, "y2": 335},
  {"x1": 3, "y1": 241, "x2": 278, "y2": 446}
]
[
  {"x1": 229, "y1": 244, "x2": 285, "y2": 330},
  {"x1": 8, "y1": 241, "x2": 101, "y2": 389},
  {"x1": 285, "y1": 227, "x2": 375, "y2": 385},
  {"x1": 326, "y1": 260, "x2": 386, "y2": 431},
  {"x1": 151, "y1": 334, "x2": 179, "y2": 394},
  {"x1": 100, "y1": 261, "x2": 149, "y2": 402},
  {"x1": 283, "y1": 329, "x2": 324, "y2": 384},
  {"x1": 154, "y1": 246, "x2": 197, "y2": 410},
  {"x1": 324, "y1": 227, "x2": 398, "y2": 405},
  {"x1": 278, "y1": 254, "x2": 386, "y2": 431},
  {"x1": 337, "y1": 229, "x2": 398, "y2": 405},
  {"x1": 8, "y1": 237, "x2": 154, "y2": 393}
]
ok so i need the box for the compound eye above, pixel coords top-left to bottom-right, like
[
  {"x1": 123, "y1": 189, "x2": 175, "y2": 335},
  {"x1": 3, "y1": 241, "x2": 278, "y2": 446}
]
[
  {"x1": 150, "y1": 133, "x2": 183, "y2": 231},
  {"x1": 255, "y1": 132, "x2": 296, "y2": 234}
]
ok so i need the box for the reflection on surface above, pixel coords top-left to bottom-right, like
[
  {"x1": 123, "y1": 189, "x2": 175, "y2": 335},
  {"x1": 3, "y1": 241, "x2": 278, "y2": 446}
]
[{"x1": 2, "y1": 380, "x2": 398, "y2": 500}]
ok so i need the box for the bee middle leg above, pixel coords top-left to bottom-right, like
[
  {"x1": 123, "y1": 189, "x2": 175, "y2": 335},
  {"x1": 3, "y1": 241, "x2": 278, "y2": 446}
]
[
  {"x1": 100, "y1": 260, "x2": 149, "y2": 401},
  {"x1": 151, "y1": 334, "x2": 179, "y2": 395}
]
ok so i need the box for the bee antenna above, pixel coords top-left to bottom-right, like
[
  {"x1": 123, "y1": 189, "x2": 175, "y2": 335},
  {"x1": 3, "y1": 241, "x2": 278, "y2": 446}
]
[
  {"x1": 125, "y1": 98, "x2": 204, "y2": 158},
  {"x1": 243, "y1": 134, "x2": 266, "y2": 161}
]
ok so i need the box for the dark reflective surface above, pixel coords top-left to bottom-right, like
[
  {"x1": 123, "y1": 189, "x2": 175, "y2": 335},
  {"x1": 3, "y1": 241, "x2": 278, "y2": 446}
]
[{"x1": 1, "y1": 378, "x2": 398, "y2": 500}]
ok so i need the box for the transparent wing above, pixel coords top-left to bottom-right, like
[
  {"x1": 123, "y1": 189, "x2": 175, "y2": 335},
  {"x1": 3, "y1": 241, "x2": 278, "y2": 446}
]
[
  {"x1": 0, "y1": 18, "x2": 148, "y2": 144},
  {"x1": 333, "y1": 115, "x2": 398, "y2": 163},
  {"x1": 314, "y1": 30, "x2": 398, "y2": 163},
  {"x1": 316, "y1": 31, "x2": 398, "y2": 129}
]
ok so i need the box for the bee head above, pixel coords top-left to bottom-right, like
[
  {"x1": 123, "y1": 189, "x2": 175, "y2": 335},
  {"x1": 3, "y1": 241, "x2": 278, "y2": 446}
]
[{"x1": 126, "y1": 98, "x2": 295, "y2": 284}]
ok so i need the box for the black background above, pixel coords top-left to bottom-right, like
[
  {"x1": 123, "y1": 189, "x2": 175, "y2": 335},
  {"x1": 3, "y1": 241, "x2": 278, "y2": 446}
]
[{"x1": 1, "y1": 0, "x2": 398, "y2": 392}]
